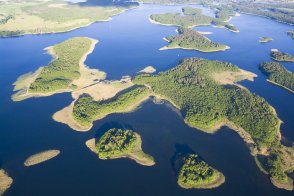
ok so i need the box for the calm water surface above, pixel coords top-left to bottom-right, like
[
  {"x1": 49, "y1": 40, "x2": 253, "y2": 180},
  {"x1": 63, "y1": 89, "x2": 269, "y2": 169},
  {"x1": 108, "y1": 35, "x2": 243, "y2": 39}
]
[{"x1": 0, "y1": 4, "x2": 293, "y2": 196}]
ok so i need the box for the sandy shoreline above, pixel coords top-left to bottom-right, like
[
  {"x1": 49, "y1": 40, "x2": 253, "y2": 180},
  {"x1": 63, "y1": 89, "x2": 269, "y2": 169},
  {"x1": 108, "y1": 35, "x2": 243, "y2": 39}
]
[
  {"x1": 266, "y1": 79, "x2": 294, "y2": 94},
  {"x1": 0, "y1": 169, "x2": 13, "y2": 195},
  {"x1": 160, "y1": 45, "x2": 230, "y2": 53},
  {"x1": 24, "y1": 150, "x2": 60, "y2": 166},
  {"x1": 138, "y1": 66, "x2": 156, "y2": 74}
]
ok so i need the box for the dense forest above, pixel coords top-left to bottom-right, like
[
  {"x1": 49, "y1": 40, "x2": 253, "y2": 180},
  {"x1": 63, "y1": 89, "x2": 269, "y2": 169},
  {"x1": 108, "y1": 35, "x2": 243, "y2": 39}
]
[
  {"x1": 271, "y1": 50, "x2": 294, "y2": 62},
  {"x1": 177, "y1": 154, "x2": 224, "y2": 189},
  {"x1": 164, "y1": 27, "x2": 228, "y2": 52},
  {"x1": 259, "y1": 62, "x2": 294, "y2": 92},
  {"x1": 29, "y1": 37, "x2": 92, "y2": 93},
  {"x1": 96, "y1": 128, "x2": 138, "y2": 159}
]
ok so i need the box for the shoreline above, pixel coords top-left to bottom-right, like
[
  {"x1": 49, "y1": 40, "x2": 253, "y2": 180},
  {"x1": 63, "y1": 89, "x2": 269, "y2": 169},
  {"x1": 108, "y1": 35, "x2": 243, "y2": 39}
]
[
  {"x1": 178, "y1": 171, "x2": 225, "y2": 189},
  {"x1": 266, "y1": 79, "x2": 294, "y2": 94}
]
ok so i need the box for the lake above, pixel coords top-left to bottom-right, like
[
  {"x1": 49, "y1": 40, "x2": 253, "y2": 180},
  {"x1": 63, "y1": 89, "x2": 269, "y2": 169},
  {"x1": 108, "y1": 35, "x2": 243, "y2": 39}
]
[{"x1": 0, "y1": 3, "x2": 293, "y2": 195}]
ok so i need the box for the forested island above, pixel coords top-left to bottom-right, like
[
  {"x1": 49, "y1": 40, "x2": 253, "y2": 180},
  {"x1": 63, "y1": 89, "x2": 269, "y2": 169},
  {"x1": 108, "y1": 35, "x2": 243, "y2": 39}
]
[
  {"x1": 259, "y1": 62, "x2": 294, "y2": 93},
  {"x1": 161, "y1": 27, "x2": 229, "y2": 52},
  {"x1": 87, "y1": 128, "x2": 155, "y2": 166},
  {"x1": 12, "y1": 37, "x2": 106, "y2": 101},
  {"x1": 0, "y1": 169, "x2": 13, "y2": 195},
  {"x1": 0, "y1": 0, "x2": 138, "y2": 37},
  {"x1": 177, "y1": 154, "x2": 225, "y2": 189},
  {"x1": 259, "y1": 37, "x2": 273, "y2": 43},
  {"x1": 150, "y1": 6, "x2": 239, "y2": 32},
  {"x1": 271, "y1": 49, "x2": 294, "y2": 62}
]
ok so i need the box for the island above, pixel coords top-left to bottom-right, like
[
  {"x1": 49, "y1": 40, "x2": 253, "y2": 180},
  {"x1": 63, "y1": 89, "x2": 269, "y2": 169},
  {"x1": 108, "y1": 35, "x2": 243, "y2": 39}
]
[
  {"x1": 12, "y1": 37, "x2": 106, "y2": 101},
  {"x1": 177, "y1": 154, "x2": 225, "y2": 189},
  {"x1": 287, "y1": 30, "x2": 294, "y2": 39},
  {"x1": 160, "y1": 27, "x2": 229, "y2": 52},
  {"x1": 271, "y1": 49, "x2": 294, "y2": 62},
  {"x1": 259, "y1": 62, "x2": 294, "y2": 93},
  {"x1": 86, "y1": 128, "x2": 155, "y2": 166},
  {"x1": 24, "y1": 150, "x2": 60, "y2": 166},
  {"x1": 0, "y1": 169, "x2": 13, "y2": 195},
  {"x1": 0, "y1": 0, "x2": 138, "y2": 37},
  {"x1": 259, "y1": 37, "x2": 273, "y2": 43},
  {"x1": 150, "y1": 6, "x2": 239, "y2": 32}
]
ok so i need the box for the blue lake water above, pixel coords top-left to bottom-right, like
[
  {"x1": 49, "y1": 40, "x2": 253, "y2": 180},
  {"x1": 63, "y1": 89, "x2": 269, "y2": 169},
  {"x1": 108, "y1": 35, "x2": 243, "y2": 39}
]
[{"x1": 0, "y1": 4, "x2": 293, "y2": 195}]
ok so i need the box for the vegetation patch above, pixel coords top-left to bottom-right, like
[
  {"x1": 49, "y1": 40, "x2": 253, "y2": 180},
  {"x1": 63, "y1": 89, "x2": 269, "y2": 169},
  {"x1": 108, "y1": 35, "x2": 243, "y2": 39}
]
[
  {"x1": 259, "y1": 62, "x2": 294, "y2": 93},
  {"x1": 287, "y1": 30, "x2": 294, "y2": 39},
  {"x1": 92, "y1": 128, "x2": 155, "y2": 166},
  {"x1": 161, "y1": 27, "x2": 229, "y2": 52},
  {"x1": 177, "y1": 154, "x2": 225, "y2": 189}
]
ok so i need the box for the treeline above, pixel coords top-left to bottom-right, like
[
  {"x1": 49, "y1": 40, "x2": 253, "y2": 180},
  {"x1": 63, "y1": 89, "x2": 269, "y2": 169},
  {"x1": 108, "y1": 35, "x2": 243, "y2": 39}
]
[
  {"x1": 259, "y1": 62, "x2": 294, "y2": 92},
  {"x1": 0, "y1": 30, "x2": 24, "y2": 37},
  {"x1": 29, "y1": 37, "x2": 92, "y2": 93},
  {"x1": 271, "y1": 50, "x2": 294, "y2": 62},
  {"x1": 165, "y1": 27, "x2": 228, "y2": 52}
]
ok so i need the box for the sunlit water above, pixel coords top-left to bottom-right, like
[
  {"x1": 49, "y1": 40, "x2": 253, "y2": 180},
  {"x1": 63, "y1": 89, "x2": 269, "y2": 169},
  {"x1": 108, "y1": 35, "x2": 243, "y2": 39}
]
[{"x1": 0, "y1": 4, "x2": 293, "y2": 195}]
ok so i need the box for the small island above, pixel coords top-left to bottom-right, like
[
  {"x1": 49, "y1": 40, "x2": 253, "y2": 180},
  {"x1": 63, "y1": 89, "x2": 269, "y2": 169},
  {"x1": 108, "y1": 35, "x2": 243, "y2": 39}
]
[
  {"x1": 0, "y1": 169, "x2": 13, "y2": 195},
  {"x1": 86, "y1": 128, "x2": 155, "y2": 166},
  {"x1": 12, "y1": 37, "x2": 106, "y2": 101},
  {"x1": 271, "y1": 49, "x2": 294, "y2": 62},
  {"x1": 150, "y1": 6, "x2": 238, "y2": 32},
  {"x1": 259, "y1": 37, "x2": 273, "y2": 43},
  {"x1": 259, "y1": 62, "x2": 294, "y2": 93},
  {"x1": 177, "y1": 154, "x2": 225, "y2": 189},
  {"x1": 161, "y1": 27, "x2": 229, "y2": 52},
  {"x1": 24, "y1": 150, "x2": 60, "y2": 166}
]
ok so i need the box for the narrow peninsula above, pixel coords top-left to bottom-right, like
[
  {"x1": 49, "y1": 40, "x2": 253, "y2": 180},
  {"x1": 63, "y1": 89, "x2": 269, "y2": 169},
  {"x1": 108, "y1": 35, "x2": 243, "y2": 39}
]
[
  {"x1": 177, "y1": 154, "x2": 225, "y2": 189},
  {"x1": 161, "y1": 27, "x2": 229, "y2": 52},
  {"x1": 24, "y1": 150, "x2": 60, "y2": 166},
  {"x1": 259, "y1": 62, "x2": 294, "y2": 93},
  {"x1": 86, "y1": 128, "x2": 155, "y2": 166},
  {"x1": 271, "y1": 49, "x2": 294, "y2": 62},
  {"x1": 12, "y1": 37, "x2": 106, "y2": 101},
  {"x1": 0, "y1": 169, "x2": 13, "y2": 195}
]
